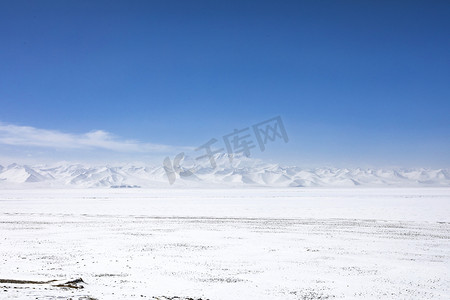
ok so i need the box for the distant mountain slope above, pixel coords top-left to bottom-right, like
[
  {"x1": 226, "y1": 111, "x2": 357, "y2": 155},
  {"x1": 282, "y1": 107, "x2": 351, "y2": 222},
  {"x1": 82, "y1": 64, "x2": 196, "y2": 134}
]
[{"x1": 0, "y1": 156, "x2": 449, "y2": 188}]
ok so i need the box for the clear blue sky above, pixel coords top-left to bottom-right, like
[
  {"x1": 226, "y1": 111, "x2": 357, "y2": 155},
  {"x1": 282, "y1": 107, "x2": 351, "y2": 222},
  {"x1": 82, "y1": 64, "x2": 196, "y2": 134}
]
[{"x1": 0, "y1": 0, "x2": 449, "y2": 167}]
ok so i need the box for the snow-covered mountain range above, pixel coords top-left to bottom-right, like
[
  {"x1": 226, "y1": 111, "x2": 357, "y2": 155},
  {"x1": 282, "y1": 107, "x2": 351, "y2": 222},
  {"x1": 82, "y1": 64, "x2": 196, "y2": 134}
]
[{"x1": 0, "y1": 155, "x2": 449, "y2": 188}]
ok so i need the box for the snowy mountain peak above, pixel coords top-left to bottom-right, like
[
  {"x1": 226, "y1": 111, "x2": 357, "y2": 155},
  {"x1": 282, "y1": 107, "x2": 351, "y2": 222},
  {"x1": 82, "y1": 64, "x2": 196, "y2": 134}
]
[{"x1": 0, "y1": 161, "x2": 449, "y2": 188}]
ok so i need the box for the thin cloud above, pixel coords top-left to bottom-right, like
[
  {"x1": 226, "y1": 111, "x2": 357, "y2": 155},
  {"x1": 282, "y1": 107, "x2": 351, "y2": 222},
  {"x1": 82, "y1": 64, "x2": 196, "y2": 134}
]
[{"x1": 0, "y1": 122, "x2": 186, "y2": 153}]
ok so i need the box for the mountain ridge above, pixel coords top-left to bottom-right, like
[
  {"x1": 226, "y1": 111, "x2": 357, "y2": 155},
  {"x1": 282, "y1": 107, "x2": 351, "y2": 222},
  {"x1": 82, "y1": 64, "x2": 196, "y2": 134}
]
[{"x1": 1, "y1": 157, "x2": 449, "y2": 188}]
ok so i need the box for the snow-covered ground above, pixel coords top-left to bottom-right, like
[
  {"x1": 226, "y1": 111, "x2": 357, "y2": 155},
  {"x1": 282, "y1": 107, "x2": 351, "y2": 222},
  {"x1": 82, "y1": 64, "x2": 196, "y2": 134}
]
[{"x1": 1, "y1": 188, "x2": 449, "y2": 299}]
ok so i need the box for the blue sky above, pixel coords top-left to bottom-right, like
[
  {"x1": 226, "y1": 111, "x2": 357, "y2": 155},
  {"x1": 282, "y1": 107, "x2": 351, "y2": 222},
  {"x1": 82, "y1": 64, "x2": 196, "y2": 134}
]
[{"x1": 0, "y1": 0, "x2": 449, "y2": 167}]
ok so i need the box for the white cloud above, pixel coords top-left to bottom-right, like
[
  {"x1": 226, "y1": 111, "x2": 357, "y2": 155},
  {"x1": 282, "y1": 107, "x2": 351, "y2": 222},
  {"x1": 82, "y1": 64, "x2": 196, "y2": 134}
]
[{"x1": 0, "y1": 122, "x2": 185, "y2": 153}]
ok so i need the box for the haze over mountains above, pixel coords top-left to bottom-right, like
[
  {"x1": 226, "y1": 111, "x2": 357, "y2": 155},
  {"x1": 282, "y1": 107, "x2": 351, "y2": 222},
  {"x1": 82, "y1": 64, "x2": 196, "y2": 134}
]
[{"x1": 0, "y1": 154, "x2": 449, "y2": 188}]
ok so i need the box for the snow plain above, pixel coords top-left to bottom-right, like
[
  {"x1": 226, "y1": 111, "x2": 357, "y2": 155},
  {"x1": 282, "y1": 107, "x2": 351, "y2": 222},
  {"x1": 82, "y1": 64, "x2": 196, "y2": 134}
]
[{"x1": 0, "y1": 188, "x2": 449, "y2": 299}]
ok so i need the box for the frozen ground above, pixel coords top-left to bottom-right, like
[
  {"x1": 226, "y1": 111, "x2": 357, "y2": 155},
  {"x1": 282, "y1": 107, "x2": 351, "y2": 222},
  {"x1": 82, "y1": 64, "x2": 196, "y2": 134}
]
[{"x1": 0, "y1": 188, "x2": 449, "y2": 299}]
